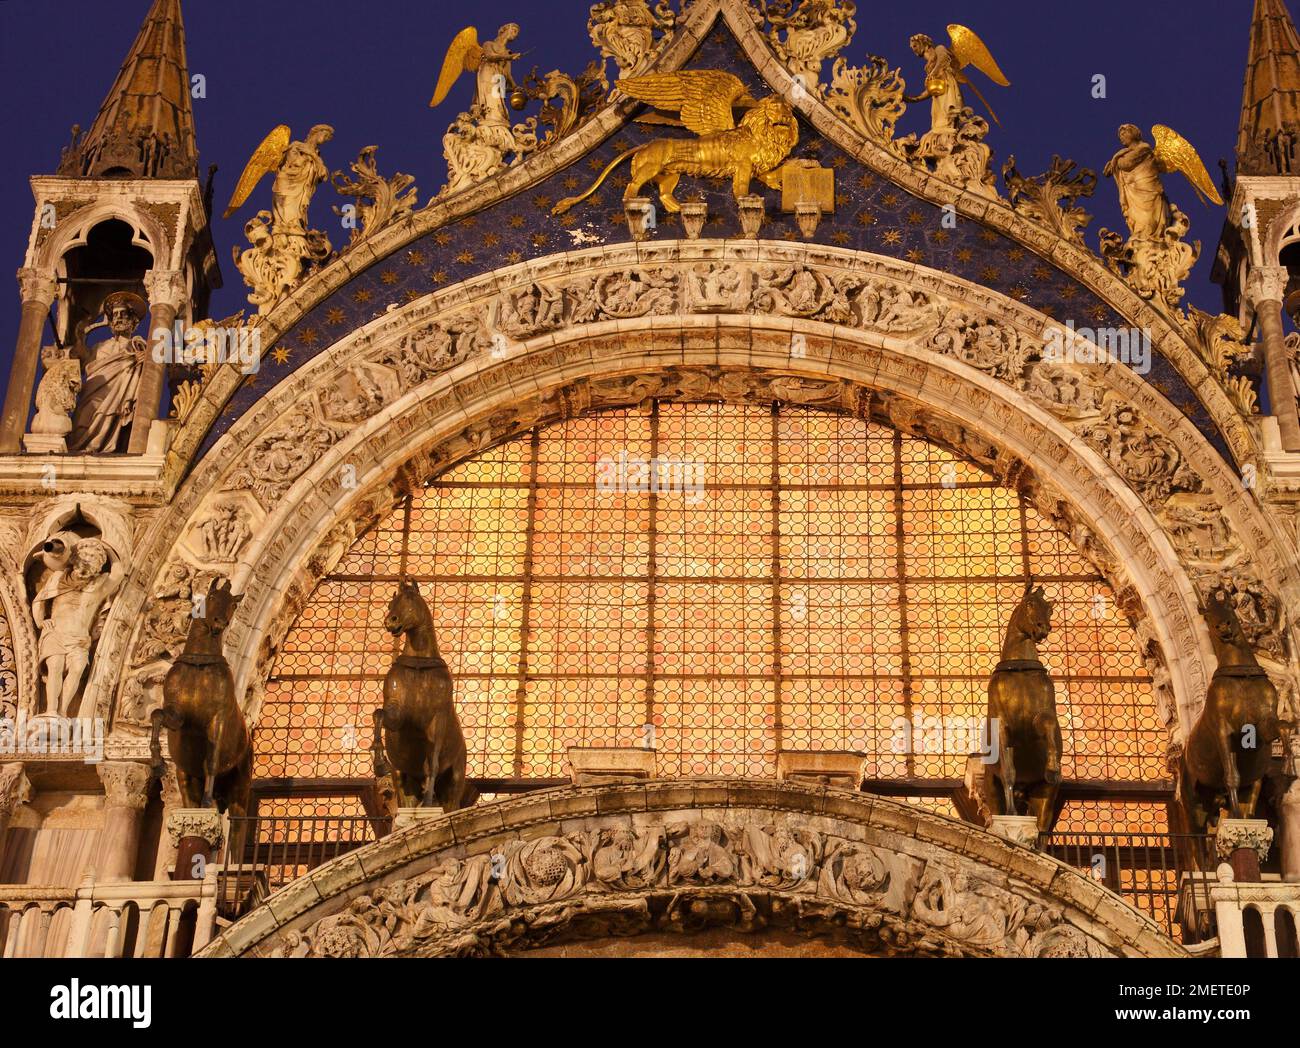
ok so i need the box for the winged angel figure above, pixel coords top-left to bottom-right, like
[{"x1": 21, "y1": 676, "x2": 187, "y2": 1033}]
[
  {"x1": 906, "y1": 26, "x2": 1009, "y2": 140},
  {"x1": 552, "y1": 70, "x2": 798, "y2": 215},
  {"x1": 1100, "y1": 124, "x2": 1222, "y2": 304},
  {"x1": 224, "y1": 125, "x2": 335, "y2": 312},
  {"x1": 431, "y1": 25, "x2": 541, "y2": 194},
  {"x1": 1103, "y1": 124, "x2": 1223, "y2": 240}
]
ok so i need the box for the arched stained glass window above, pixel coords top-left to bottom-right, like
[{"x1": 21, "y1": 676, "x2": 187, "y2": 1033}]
[{"x1": 254, "y1": 401, "x2": 1163, "y2": 790}]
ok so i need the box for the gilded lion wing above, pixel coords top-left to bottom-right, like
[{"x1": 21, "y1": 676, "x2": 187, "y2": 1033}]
[
  {"x1": 222, "y1": 125, "x2": 291, "y2": 219},
  {"x1": 1152, "y1": 124, "x2": 1224, "y2": 206},
  {"x1": 430, "y1": 27, "x2": 484, "y2": 107},
  {"x1": 946, "y1": 24, "x2": 1010, "y2": 87},
  {"x1": 616, "y1": 70, "x2": 748, "y2": 134}
]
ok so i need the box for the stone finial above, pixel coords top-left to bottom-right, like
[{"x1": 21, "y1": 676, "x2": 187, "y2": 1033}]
[
  {"x1": 624, "y1": 197, "x2": 656, "y2": 241},
  {"x1": 680, "y1": 201, "x2": 707, "y2": 240},
  {"x1": 737, "y1": 195, "x2": 766, "y2": 238}
]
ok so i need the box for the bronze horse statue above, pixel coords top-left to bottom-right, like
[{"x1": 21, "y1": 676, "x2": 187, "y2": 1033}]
[
  {"x1": 987, "y1": 579, "x2": 1063, "y2": 833},
  {"x1": 372, "y1": 579, "x2": 477, "y2": 811},
  {"x1": 149, "y1": 578, "x2": 252, "y2": 820},
  {"x1": 1176, "y1": 588, "x2": 1280, "y2": 837}
]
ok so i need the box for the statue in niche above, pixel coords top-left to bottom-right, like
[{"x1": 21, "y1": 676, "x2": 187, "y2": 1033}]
[
  {"x1": 30, "y1": 531, "x2": 125, "y2": 716},
  {"x1": 67, "y1": 292, "x2": 147, "y2": 454}
]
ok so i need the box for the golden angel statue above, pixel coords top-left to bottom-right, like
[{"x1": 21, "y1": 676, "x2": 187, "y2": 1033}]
[
  {"x1": 905, "y1": 25, "x2": 1009, "y2": 140},
  {"x1": 1103, "y1": 124, "x2": 1223, "y2": 240},
  {"x1": 224, "y1": 125, "x2": 335, "y2": 312},
  {"x1": 1099, "y1": 124, "x2": 1222, "y2": 306},
  {"x1": 431, "y1": 25, "x2": 526, "y2": 153},
  {"x1": 553, "y1": 70, "x2": 797, "y2": 215}
]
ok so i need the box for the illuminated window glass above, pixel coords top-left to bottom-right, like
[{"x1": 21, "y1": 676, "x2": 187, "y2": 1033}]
[{"x1": 254, "y1": 403, "x2": 1162, "y2": 784}]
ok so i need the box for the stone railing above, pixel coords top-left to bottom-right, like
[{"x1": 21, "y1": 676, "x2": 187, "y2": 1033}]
[{"x1": 0, "y1": 869, "x2": 219, "y2": 958}]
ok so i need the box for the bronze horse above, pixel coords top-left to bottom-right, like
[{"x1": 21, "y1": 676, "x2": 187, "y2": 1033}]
[
  {"x1": 372, "y1": 579, "x2": 477, "y2": 811},
  {"x1": 987, "y1": 579, "x2": 1063, "y2": 833},
  {"x1": 149, "y1": 578, "x2": 252, "y2": 819},
  {"x1": 1176, "y1": 589, "x2": 1280, "y2": 836}
]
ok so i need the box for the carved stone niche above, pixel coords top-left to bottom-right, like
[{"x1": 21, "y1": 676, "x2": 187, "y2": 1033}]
[
  {"x1": 566, "y1": 746, "x2": 656, "y2": 786},
  {"x1": 775, "y1": 750, "x2": 865, "y2": 789}
]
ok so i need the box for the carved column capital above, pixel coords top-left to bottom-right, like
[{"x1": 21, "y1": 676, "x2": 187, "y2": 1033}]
[
  {"x1": 96, "y1": 761, "x2": 152, "y2": 811},
  {"x1": 142, "y1": 268, "x2": 188, "y2": 314},
  {"x1": 1215, "y1": 818, "x2": 1274, "y2": 862},
  {"x1": 167, "y1": 808, "x2": 223, "y2": 850},
  {"x1": 1246, "y1": 265, "x2": 1290, "y2": 308},
  {"x1": 16, "y1": 267, "x2": 58, "y2": 309},
  {"x1": 0, "y1": 762, "x2": 32, "y2": 817}
]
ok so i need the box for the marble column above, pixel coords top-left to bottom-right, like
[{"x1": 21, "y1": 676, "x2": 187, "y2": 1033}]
[
  {"x1": 1281, "y1": 777, "x2": 1300, "y2": 883},
  {"x1": 0, "y1": 763, "x2": 32, "y2": 873},
  {"x1": 0, "y1": 268, "x2": 60, "y2": 453},
  {"x1": 127, "y1": 268, "x2": 187, "y2": 454},
  {"x1": 152, "y1": 765, "x2": 182, "y2": 880},
  {"x1": 1247, "y1": 266, "x2": 1300, "y2": 452},
  {"x1": 95, "y1": 761, "x2": 152, "y2": 881}
]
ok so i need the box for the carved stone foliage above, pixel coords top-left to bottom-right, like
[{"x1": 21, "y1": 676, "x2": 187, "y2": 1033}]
[
  {"x1": 1193, "y1": 568, "x2": 1286, "y2": 660},
  {"x1": 588, "y1": 0, "x2": 677, "y2": 78},
  {"x1": 1002, "y1": 155, "x2": 1096, "y2": 245},
  {"x1": 0, "y1": 607, "x2": 17, "y2": 724},
  {"x1": 753, "y1": 0, "x2": 857, "y2": 93},
  {"x1": 1099, "y1": 206, "x2": 1198, "y2": 309},
  {"x1": 826, "y1": 55, "x2": 907, "y2": 155},
  {"x1": 331, "y1": 146, "x2": 419, "y2": 248},
  {"x1": 1182, "y1": 307, "x2": 1258, "y2": 418},
  {"x1": 265, "y1": 813, "x2": 1119, "y2": 958}
]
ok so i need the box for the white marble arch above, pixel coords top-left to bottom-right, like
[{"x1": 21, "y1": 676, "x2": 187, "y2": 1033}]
[{"x1": 90, "y1": 237, "x2": 1289, "y2": 753}]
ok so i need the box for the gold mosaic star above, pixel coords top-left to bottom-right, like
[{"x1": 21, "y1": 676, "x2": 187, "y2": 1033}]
[
  {"x1": 979, "y1": 266, "x2": 1000, "y2": 282},
  {"x1": 432, "y1": 269, "x2": 448, "y2": 283},
  {"x1": 272, "y1": 347, "x2": 291, "y2": 365},
  {"x1": 484, "y1": 232, "x2": 501, "y2": 248},
  {"x1": 380, "y1": 271, "x2": 399, "y2": 285},
  {"x1": 906, "y1": 210, "x2": 924, "y2": 225},
  {"x1": 956, "y1": 248, "x2": 973, "y2": 263},
  {"x1": 855, "y1": 210, "x2": 877, "y2": 227},
  {"x1": 1032, "y1": 264, "x2": 1053, "y2": 281},
  {"x1": 456, "y1": 251, "x2": 474, "y2": 264},
  {"x1": 1008, "y1": 247, "x2": 1025, "y2": 262},
  {"x1": 354, "y1": 288, "x2": 373, "y2": 304},
  {"x1": 509, "y1": 214, "x2": 526, "y2": 228},
  {"x1": 1060, "y1": 285, "x2": 1079, "y2": 300},
  {"x1": 881, "y1": 229, "x2": 903, "y2": 245},
  {"x1": 979, "y1": 229, "x2": 999, "y2": 243},
  {"x1": 830, "y1": 231, "x2": 850, "y2": 245},
  {"x1": 857, "y1": 173, "x2": 875, "y2": 189},
  {"x1": 1089, "y1": 304, "x2": 1108, "y2": 322},
  {"x1": 563, "y1": 176, "x2": 580, "y2": 190},
  {"x1": 325, "y1": 308, "x2": 346, "y2": 326},
  {"x1": 299, "y1": 328, "x2": 320, "y2": 347},
  {"x1": 906, "y1": 249, "x2": 924, "y2": 263},
  {"x1": 829, "y1": 155, "x2": 848, "y2": 169},
  {"x1": 932, "y1": 229, "x2": 950, "y2": 244},
  {"x1": 532, "y1": 233, "x2": 548, "y2": 247},
  {"x1": 435, "y1": 232, "x2": 452, "y2": 246},
  {"x1": 882, "y1": 192, "x2": 901, "y2": 207},
  {"x1": 406, "y1": 249, "x2": 426, "y2": 266},
  {"x1": 506, "y1": 250, "x2": 523, "y2": 264},
  {"x1": 403, "y1": 288, "x2": 421, "y2": 302}
]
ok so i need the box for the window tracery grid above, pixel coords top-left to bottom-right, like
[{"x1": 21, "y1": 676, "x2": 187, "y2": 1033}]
[{"x1": 254, "y1": 402, "x2": 1165, "y2": 829}]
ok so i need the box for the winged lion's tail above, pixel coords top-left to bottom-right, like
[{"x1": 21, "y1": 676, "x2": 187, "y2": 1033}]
[{"x1": 551, "y1": 146, "x2": 645, "y2": 216}]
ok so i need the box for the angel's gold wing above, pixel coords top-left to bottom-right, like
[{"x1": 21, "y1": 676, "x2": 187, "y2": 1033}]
[
  {"x1": 947, "y1": 25, "x2": 1010, "y2": 87},
  {"x1": 1152, "y1": 124, "x2": 1224, "y2": 207},
  {"x1": 223, "y1": 125, "x2": 291, "y2": 219},
  {"x1": 431, "y1": 27, "x2": 483, "y2": 108},
  {"x1": 616, "y1": 70, "x2": 753, "y2": 135}
]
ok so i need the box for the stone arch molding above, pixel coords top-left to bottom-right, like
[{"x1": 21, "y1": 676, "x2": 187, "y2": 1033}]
[
  {"x1": 196, "y1": 780, "x2": 1185, "y2": 958},
  {"x1": 92, "y1": 240, "x2": 1300, "y2": 754},
  {"x1": 172, "y1": 0, "x2": 1255, "y2": 474}
]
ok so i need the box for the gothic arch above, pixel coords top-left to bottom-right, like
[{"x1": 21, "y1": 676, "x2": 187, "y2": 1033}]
[
  {"x1": 94, "y1": 240, "x2": 1300, "y2": 755},
  {"x1": 195, "y1": 779, "x2": 1187, "y2": 958}
]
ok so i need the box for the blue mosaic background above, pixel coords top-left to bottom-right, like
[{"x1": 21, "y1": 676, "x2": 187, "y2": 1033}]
[{"x1": 196, "y1": 22, "x2": 1231, "y2": 465}]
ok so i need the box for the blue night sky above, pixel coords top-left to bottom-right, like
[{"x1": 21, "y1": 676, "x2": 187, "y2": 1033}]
[{"x1": 0, "y1": 0, "x2": 1261, "y2": 380}]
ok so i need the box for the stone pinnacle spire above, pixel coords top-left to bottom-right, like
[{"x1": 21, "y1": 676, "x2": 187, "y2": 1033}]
[
  {"x1": 1239, "y1": 0, "x2": 1300, "y2": 174},
  {"x1": 58, "y1": 0, "x2": 198, "y2": 180}
]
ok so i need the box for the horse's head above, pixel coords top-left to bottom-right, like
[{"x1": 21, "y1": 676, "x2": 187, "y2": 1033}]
[
  {"x1": 201, "y1": 577, "x2": 243, "y2": 635},
  {"x1": 1011, "y1": 579, "x2": 1053, "y2": 643},
  {"x1": 386, "y1": 578, "x2": 430, "y2": 637},
  {"x1": 1202, "y1": 587, "x2": 1249, "y2": 650}
]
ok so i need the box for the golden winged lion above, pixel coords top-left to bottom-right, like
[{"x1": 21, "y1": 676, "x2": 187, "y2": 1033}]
[{"x1": 552, "y1": 70, "x2": 798, "y2": 216}]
